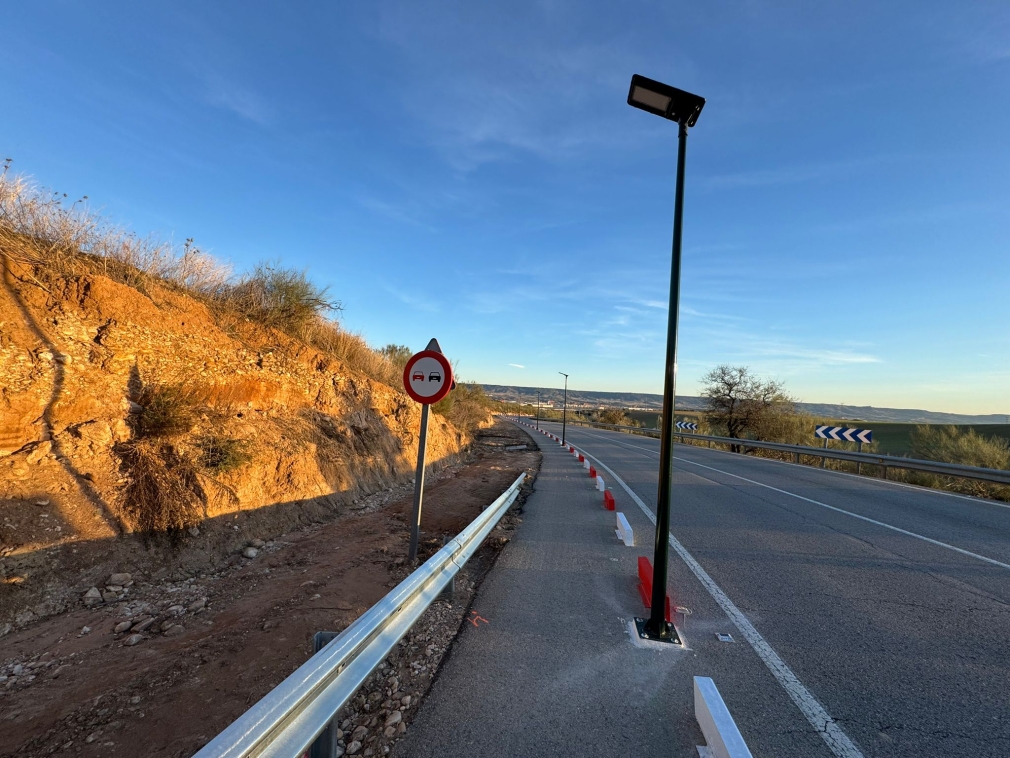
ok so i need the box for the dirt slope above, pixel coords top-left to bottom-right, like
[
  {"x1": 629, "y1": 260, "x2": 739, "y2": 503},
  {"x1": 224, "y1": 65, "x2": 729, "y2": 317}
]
[{"x1": 0, "y1": 257, "x2": 474, "y2": 635}]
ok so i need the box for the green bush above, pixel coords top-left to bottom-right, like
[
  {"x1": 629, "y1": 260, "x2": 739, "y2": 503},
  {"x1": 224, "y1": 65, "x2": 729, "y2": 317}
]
[
  {"x1": 220, "y1": 263, "x2": 340, "y2": 337},
  {"x1": 197, "y1": 436, "x2": 252, "y2": 473},
  {"x1": 135, "y1": 383, "x2": 200, "y2": 438}
]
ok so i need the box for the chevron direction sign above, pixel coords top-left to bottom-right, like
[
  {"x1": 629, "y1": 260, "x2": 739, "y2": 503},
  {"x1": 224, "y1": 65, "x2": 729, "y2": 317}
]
[
  {"x1": 675, "y1": 421, "x2": 698, "y2": 431},
  {"x1": 815, "y1": 425, "x2": 872, "y2": 443}
]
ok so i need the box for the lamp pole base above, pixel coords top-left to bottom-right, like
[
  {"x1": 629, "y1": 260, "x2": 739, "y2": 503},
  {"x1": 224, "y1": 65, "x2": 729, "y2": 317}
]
[{"x1": 634, "y1": 617, "x2": 681, "y2": 645}]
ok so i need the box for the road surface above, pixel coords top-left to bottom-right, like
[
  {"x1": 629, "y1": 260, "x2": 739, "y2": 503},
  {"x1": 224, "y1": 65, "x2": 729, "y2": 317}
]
[{"x1": 531, "y1": 419, "x2": 1010, "y2": 757}]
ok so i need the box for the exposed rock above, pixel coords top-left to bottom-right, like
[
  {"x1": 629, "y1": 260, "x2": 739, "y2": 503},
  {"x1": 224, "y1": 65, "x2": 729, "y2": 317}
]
[
  {"x1": 242, "y1": 547, "x2": 259, "y2": 559},
  {"x1": 123, "y1": 634, "x2": 143, "y2": 646},
  {"x1": 114, "y1": 621, "x2": 132, "y2": 634},
  {"x1": 351, "y1": 725, "x2": 368, "y2": 742},
  {"x1": 131, "y1": 617, "x2": 155, "y2": 633},
  {"x1": 101, "y1": 591, "x2": 119, "y2": 603},
  {"x1": 79, "y1": 626, "x2": 91, "y2": 635},
  {"x1": 12, "y1": 664, "x2": 24, "y2": 677},
  {"x1": 83, "y1": 587, "x2": 103, "y2": 606},
  {"x1": 108, "y1": 573, "x2": 132, "y2": 586},
  {"x1": 384, "y1": 711, "x2": 401, "y2": 728},
  {"x1": 249, "y1": 538, "x2": 265, "y2": 548},
  {"x1": 346, "y1": 741, "x2": 361, "y2": 755},
  {"x1": 25, "y1": 441, "x2": 52, "y2": 464},
  {"x1": 162, "y1": 624, "x2": 185, "y2": 637},
  {"x1": 187, "y1": 598, "x2": 207, "y2": 612},
  {"x1": 167, "y1": 604, "x2": 185, "y2": 616}
]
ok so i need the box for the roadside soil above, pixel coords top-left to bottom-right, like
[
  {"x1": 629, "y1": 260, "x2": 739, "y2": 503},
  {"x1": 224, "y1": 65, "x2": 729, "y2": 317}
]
[{"x1": 0, "y1": 420, "x2": 540, "y2": 758}]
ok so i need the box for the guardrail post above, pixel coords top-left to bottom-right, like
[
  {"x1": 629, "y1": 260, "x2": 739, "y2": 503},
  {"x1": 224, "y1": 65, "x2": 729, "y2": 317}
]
[
  {"x1": 309, "y1": 631, "x2": 341, "y2": 758},
  {"x1": 821, "y1": 438, "x2": 828, "y2": 468},
  {"x1": 439, "y1": 536, "x2": 455, "y2": 602}
]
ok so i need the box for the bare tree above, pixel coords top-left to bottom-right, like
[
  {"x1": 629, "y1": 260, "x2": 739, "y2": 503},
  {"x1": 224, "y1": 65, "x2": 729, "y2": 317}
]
[{"x1": 701, "y1": 366, "x2": 795, "y2": 449}]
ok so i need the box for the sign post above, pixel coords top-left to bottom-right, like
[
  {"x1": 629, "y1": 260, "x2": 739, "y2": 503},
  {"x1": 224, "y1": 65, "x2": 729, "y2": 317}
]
[
  {"x1": 403, "y1": 339, "x2": 454, "y2": 564},
  {"x1": 814, "y1": 425, "x2": 873, "y2": 472}
]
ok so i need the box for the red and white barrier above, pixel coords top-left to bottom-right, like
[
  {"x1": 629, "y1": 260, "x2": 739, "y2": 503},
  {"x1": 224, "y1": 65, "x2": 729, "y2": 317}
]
[
  {"x1": 637, "y1": 556, "x2": 673, "y2": 623},
  {"x1": 616, "y1": 512, "x2": 634, "y2": 546}
]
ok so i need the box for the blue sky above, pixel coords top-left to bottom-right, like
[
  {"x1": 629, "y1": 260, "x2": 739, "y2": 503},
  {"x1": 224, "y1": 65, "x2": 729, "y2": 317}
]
[{"x1": 3, "y1": 1, "x2": 1008, "y2": 414}]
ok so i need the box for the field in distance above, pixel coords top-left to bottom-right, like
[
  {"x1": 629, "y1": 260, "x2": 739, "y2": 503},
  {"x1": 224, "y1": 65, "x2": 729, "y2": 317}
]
[{"x1": 616, "y1": 411, "x2": 1010, "y2": 458}]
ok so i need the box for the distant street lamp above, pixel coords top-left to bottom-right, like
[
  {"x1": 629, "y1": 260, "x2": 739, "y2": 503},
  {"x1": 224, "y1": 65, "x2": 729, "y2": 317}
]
[
  {"x1": 558, "y1": 372, "x2": 569, "y2": 445},
  {"x1": 627, "y1": 74, "x2": 705, "y2": 644},
  {"x1": 536, "y1": 391, "x2": 541, "y2": 430}
]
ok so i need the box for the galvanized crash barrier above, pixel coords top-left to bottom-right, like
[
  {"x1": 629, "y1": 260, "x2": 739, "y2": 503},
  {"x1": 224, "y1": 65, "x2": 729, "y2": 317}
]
[
  {"x1": 565, "y1": 419, "x2": 1010, "y2": 487},
  {"x1": 193, "y1": 472, "x2": 527, "y2": 758}
]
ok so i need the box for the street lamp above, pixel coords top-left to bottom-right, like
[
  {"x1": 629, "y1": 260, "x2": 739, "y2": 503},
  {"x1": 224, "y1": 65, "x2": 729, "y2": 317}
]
[
  {"x1": 627, "y1": 74, "x2": 705, "y2": 644},
  {"x1": 558, "y1": 372, "x2": 568, "y2": 445},
  {"x1": 536, "y1": 391, "x2": 541, "y2": 430}
]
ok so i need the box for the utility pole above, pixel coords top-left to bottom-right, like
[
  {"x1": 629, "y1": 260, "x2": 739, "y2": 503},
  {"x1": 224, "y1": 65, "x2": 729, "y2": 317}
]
[{"x1": 559, "y1": 372, "x2": 569, "y2": 445}]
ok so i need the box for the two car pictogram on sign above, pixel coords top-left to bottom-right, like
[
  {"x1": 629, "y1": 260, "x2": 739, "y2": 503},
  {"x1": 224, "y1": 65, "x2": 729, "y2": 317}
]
[{"x1": 410, "y1": 371, "x2": 442, "y2": 382}]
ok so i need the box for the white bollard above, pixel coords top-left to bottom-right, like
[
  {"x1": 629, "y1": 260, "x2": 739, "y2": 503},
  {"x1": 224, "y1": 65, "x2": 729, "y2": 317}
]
[
  {"x1": 694, "y1": 677, "x2": 753, "y2": 758},
  {"x1": 584, "y1": 458, "x2": 590, "y2": 470},
  {"x1": 615, "y1": 512, "x2": 634, "y2": 546},
  {"x1": 596, "y1": 475, "x2": 605, "y2": 491}
]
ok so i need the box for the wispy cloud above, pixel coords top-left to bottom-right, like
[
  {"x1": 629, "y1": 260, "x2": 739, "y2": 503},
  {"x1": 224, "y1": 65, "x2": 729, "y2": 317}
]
[
  {"x1": 382, "y1": 284, "x2": 440, "y2": 313},
  {"x1": 203, "y1": 73, "x2": 271, "y2": 124},
  {"x1": 509, "y1": 363, "x2": 525, "y2": 369},
  {"x1": 701, "y1": 157, "x2": 886, "y2": 192}
]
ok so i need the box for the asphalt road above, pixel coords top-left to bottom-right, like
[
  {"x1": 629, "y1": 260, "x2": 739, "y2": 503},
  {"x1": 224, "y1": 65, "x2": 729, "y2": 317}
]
[{"x1": 533, "y1": 419, "x2": 1010, "y2": 757}]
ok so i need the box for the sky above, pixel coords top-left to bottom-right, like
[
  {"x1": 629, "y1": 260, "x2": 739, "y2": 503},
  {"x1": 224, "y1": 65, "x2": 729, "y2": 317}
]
[{"x1": 2, "y1": 1, "x2": 1008, "y2": 414}]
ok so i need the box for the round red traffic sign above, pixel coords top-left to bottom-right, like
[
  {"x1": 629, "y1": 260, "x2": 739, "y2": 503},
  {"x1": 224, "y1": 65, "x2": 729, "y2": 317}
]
[{"x1": 402, "y1": 350, "x2": 453, "y2": 405}]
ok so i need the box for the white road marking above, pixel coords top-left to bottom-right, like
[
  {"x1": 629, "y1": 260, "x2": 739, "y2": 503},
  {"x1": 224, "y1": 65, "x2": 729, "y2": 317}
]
[
  {"x1": 569, "y1": 425, "x2": 1010, "y2": 510},
  {"x1": 576, "y1": 446, "x2": 865, "y2": 758},
  {"x1": 676, "y1": 457, "x2": 1010, "y2": 572},
  {"x1": 569, "y1": 427, "x2": 1010, "y2": 571}
]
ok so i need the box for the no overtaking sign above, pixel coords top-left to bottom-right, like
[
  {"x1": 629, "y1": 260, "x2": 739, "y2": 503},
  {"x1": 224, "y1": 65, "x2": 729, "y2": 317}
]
[{"x1": 403, "y1": 350, "x2": 453, "y2": 405}]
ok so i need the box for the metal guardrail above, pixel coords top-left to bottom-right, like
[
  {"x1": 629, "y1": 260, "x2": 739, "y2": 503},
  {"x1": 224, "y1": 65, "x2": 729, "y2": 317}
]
[
  {"x1": 194, "y1": 472, "x2": 527, "y2": 758},
  {"x1": 523, "y1": 418, "x2": 1010, "y2": 487}
]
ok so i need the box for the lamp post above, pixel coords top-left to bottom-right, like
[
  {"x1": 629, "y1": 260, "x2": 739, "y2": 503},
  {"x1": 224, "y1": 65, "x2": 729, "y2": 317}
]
[
  {"x1": 536, "y1": 391, "x2": 541, "y2": 430},
  {"x1": 558, "y1": 372, "x2": 568, "y2": 445},
  {"x1": 627, "y1": 74, "x2": 705, "y2": 644}
]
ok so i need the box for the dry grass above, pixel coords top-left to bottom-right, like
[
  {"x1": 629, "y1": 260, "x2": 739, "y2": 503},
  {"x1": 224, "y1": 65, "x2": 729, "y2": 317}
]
[{"x1": 0, "y1": 162, "x2": 409, "y2": 389}]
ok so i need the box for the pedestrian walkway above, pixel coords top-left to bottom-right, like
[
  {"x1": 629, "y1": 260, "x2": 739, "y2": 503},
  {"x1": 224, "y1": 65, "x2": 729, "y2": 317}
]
[{"x1": 393, "y1": 424, "x2": 703, "y2": 757}]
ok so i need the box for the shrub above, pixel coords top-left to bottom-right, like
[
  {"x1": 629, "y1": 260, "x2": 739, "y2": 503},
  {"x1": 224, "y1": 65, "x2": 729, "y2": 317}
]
[
  {"x1": 596, "y1": 408, "x2": 640, "y2": 427},
  {"x1": 432, "y1": 381, "x2": 494, "y2": 433},
  {"x1": 197, "y1": 436, "x2": 252, "y2": 473},
  {"x1": 907, "y1": 426, "x2": 1010, "y2": 500},
  {"x1": 117, "y1": 441, "x2": 204, "y2": 535},
  {"x1": 218, "y1": 263, "x2": 340, "y2": 337},
  {"x1": 135, "y1": 383, "x2": 200, "y2": 438}
]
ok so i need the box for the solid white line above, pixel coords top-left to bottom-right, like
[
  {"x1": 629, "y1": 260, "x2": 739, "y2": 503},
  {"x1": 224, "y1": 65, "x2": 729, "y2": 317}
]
[
  {"x1": 571, "y1": 428, "x2": 1010, "y2": 570},
  {"x1": 577, "y1": 446, "x2": 865, "y2": 758}
]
